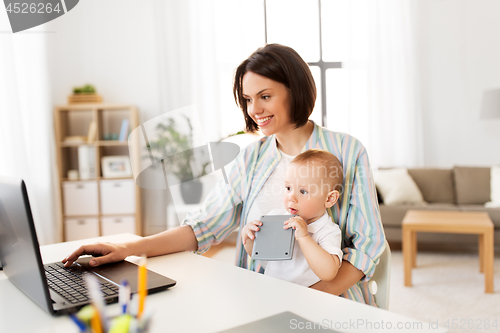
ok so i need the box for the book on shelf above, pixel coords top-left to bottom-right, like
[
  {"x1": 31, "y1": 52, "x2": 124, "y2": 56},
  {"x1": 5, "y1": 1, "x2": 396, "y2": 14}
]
[
  {"x1": 87, "y1": 121, "x2": 97, "y2": 143},
  {"x1": 119, "y1": 119, "x2": 130, "y2": 141},
  {"x1": 63, "y1": 135, "x2": 87, "y2": 144},
  {"x1": 78, "y1": 145, "x2": 96, "y2": 180}
]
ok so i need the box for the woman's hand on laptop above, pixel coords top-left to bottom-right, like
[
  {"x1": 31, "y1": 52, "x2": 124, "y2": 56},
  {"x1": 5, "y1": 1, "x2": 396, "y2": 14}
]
[{"x1": 62, "y1": 242, "x2": 128, "y2": 268}]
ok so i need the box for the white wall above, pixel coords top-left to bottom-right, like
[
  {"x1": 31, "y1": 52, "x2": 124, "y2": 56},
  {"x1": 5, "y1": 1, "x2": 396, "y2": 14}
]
[
  {"x1": 416, "y1": 0, "x2": 500, "y2": 167},
  {"x1": 42, "y1": 0, "x2": 500, "y2": 235},
  {"x1": 46, "y1": 0, "x2": 500, "y2": 171},
  {"x1": 45, "y1": 0, "x2": 175, "y2": 235},
  {"x1": 46, "y1": 1, "x2": 163, "y2": 119}
]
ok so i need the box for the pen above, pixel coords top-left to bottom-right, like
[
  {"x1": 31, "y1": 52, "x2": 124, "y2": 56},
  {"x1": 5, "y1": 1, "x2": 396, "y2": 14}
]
[
  {"x1": 91, "y1": 310, "x2": 103, "y2": 333},
  {"x1": 85, "y1": 274, "x2": 109, "y2": 332},
  {"x1": 69, "y1": 313, "x2": 87, "y2": 332},
  {"x1": 137, "y1": 255, "x2": 148, "y2": 319},
  {"x1": 138, "y1": 307, "x2": 153, "y2": 333},
  {"x1": 119, "y1": 280, "x2": 131, "y2": 314}
]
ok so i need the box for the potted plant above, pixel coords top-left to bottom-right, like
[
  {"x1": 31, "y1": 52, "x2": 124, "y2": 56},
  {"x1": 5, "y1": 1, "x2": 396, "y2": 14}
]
[
  {"x1": 68, "y1": 84, "x2": 103, "y2": 104},
  {"x1": 146, "y1": 115, "x2": 210, "y2": 204}
]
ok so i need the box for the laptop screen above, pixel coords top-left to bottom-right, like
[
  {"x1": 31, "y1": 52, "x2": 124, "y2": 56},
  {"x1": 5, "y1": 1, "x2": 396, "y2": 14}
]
[{"x1": 0, "y1": 177, "x2": 53, "y2": 314}]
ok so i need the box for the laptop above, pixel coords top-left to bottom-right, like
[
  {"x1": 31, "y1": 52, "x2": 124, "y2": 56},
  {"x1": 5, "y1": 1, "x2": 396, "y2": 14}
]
[
  {"x1": 218, "y1": 312, "x2": 340, "y2": 332},
  {"x1": 0, "y1": 176, "x2": 176, "y2": 315}
]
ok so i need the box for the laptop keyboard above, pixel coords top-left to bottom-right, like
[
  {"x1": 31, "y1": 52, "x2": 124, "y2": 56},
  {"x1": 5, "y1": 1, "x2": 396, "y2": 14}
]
[{"x1": 44, "y1": 262, "x2": 119, "y2": 304}]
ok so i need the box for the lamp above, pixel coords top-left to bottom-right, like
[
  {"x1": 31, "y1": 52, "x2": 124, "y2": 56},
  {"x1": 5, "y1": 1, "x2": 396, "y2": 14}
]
[
  {"x1": 480, "y1": 89, "x2": 500, "y2": 167},
  {"x1": 480, "y1": 89, "x2": 500, "y2": 119}
]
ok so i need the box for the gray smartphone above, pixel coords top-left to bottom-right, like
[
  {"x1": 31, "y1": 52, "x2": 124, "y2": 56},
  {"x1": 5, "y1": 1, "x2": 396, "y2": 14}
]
[{"x1": 252, "y1": 215, "x2": 296, "y2": 261}]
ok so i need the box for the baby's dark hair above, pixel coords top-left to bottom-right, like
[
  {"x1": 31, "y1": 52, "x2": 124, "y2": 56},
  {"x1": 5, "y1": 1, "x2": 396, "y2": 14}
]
[{"x1": 291, "y1": 149, "x2": 343, "y2": 191}]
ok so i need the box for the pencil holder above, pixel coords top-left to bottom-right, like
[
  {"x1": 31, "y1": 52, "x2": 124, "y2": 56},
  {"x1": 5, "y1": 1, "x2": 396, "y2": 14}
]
[{"x1": 71, "y1": 303, "x2": 152, "y2": 333}]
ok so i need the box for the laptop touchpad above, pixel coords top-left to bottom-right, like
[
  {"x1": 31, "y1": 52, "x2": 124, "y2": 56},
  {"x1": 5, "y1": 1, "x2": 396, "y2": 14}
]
[
  {"x1": 76, "y1": 257, "x2": 138, "y2": 286},
  {"x1": 75, "y1": 257, "x2": 175, "y2": 293}
]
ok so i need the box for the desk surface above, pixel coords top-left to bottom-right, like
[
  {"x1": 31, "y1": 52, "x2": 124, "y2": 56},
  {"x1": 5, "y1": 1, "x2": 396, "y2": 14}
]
[{"x1": 0, "y1": 234, "x2": 447, "y2": 333}]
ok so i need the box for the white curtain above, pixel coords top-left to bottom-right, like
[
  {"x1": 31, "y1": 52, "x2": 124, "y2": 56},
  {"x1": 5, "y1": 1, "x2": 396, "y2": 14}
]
[
  {"x1": 152, "y1": 0, "x2": 423, "y2": 168},
  {"x1": 148, "y1": 0, "x2": 423, "y2": 231},
  {"x1": 0, "y1": 1, "x2": 422, "y2": 241},
  {"x1": 188, "y1": 0, "x2": 266, "y2": 141},
  {"x1": 151, "y1": 0, "x2": 264, "y2": 141},
  {"x1": 146, "y1": 0, "x2": 264, "y2": 233},
  {"x1": 0, "y1": 26, "x2": 59, "y2": 244},
  {"x1": 326, "y1": 0, "x2": 424, "y2": 168}
]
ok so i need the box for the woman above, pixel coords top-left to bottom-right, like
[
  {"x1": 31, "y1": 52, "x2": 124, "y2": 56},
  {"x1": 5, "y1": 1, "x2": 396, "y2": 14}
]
[{"x1": 63, "y1": 44, "x2": 385, "y2": 306}]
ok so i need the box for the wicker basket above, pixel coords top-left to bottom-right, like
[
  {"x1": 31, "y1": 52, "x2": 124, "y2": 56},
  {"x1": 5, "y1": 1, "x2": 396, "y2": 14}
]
[{"x1": 68, "y1": 94, "x2": 103, "y2": 104}]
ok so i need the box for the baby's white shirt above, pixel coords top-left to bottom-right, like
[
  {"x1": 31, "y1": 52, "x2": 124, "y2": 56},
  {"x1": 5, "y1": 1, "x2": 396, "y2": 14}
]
[
  {"x1": 263, "y1": 209, "x2": 343, "y2": 287},
  {"x1": 247, "y1": 149, "x2": 295, "y2": 223}
]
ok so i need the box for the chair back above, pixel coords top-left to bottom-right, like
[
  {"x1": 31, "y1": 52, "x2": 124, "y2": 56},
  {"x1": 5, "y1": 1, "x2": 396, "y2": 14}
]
[{"x1": 369, "y1": 239, "x2": 391, "y2": 310}]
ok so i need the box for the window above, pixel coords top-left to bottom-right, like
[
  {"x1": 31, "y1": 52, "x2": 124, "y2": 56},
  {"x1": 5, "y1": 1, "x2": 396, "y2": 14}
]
[{"x1": 265, "y1": 0, "x2": 344, "y2": 127}]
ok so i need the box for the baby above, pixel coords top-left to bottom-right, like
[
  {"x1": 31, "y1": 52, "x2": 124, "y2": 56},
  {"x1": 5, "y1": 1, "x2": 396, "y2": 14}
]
[{"x1": 242, "y1": 149, "x2": 343, "y2": 287}]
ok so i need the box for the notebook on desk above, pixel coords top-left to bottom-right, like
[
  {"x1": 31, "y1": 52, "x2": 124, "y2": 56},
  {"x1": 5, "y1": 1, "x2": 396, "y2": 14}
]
[
  {"x1": 218, "y1": 312, "x2": 340, "y2": 332},
  {"x1": 0, "y1": 176, "x2": 176, "y2": 315}
]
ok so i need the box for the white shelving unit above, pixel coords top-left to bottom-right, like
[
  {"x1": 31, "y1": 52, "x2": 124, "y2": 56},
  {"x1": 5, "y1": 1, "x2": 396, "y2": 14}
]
[{"x1": 54, "y1": 103, "x2": 142, "y2": 241}]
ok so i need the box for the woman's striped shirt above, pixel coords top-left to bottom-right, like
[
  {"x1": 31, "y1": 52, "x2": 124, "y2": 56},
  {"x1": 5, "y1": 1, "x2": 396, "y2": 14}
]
[{"x1": 181, "y1": 121, "x2": 385, "y2": 306}]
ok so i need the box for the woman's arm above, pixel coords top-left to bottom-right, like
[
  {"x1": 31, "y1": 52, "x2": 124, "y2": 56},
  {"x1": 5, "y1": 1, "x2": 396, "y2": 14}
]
[
  {"x1": 309, "y1": 132, "x2": 384, "y2": 301},
  {"x1": 63, "y1": 142, "x2": 254, "y2": 267},
  {"x1": 309, "y1": 260, "x2": 364, "y2": 295},
  {"x1": 127, "y1": 225, "x2": 198, "y2": 256},
  {"x1": 63, "y1": 225, "x2": 198, "y2": 267}
]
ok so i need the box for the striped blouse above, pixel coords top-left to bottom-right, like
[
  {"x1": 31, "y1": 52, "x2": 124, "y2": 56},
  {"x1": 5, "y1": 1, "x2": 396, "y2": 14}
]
[{"x1": 181, "y1": 121, "x2": 386, "y2": 306}]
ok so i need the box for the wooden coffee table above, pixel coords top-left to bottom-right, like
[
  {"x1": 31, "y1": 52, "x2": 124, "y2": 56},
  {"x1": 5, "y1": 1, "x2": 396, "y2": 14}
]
[{"x1": 402, "y1": 210, "x2": 494, "y2": 293}]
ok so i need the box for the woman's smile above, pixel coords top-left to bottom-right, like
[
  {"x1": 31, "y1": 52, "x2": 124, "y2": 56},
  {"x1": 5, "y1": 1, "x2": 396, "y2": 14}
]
[{"x1": 255, "y1": 115, "x2": 273, "y2": 127}]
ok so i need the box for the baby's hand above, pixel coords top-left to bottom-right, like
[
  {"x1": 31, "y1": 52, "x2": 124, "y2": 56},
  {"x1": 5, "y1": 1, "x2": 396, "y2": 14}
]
[
  {"x1": 284, "y1": 216, "x2": 309, "y2": 239},
  {"x1": 242, "y1": 220, "x2": 262, "y2": 245}
]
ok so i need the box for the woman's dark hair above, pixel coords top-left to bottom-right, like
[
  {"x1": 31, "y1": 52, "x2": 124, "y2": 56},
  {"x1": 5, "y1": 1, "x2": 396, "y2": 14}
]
[{"x1": 233, "y1": 44, "x2": 317, "y2": 133}]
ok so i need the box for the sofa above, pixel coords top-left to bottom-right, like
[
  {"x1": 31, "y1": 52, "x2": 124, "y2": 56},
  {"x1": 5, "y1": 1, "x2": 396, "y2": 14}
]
[{"x1": 377, "y1": 167, "x2": 500, "y2": 248}]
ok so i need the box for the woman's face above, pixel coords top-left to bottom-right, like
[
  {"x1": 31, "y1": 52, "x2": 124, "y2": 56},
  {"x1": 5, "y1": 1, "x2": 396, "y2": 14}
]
[{"x1": 242, "y1": 71, "x2": 293, "y2": 137}]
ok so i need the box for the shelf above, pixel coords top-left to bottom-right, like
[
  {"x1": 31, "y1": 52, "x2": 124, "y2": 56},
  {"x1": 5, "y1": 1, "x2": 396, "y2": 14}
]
[
  {"x1": 57, "y1": 108, "x2": 93, "y2": 112},
  {"x1": 55, "y1": 103, "x2": 142, "y2": 241},
  {"x1": 63, "y1": 213, "x2": 136, "y2": 218},
  {"x1": 99, "y1": 176, "x2": 135, "y2": 181},
  {"x1": 96, "y1": 141, "x2": 129, "y2": 146},
  {"x1": 55, "y1": 103, "x2": 133, "y2": 110},
  {"x1": 63, "y1": 214, "x2": 101, "y2": 218},
  {"x1": 62, "y1": 178, "x2": 98, "y2": 182},
  {"x1": 59, "y1": 141, "x2": 129, "y2": 147},
  {"x1": 99, "y1": 213, "x2": 136, "y2": 217},
  {"x1": 62, "y1": 177, "x2": 134, "y2": 182},
  {"x1": 60, "y1": 142, "x2": 90, "y2": 147}
]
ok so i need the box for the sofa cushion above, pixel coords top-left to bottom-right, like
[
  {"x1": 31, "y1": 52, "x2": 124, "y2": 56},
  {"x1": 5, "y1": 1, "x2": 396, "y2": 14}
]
[
  {"x1": 486, "y1": 165, "x2": 500, "y2": 207},
  {"x1": 407, "y1": 168, "x2": 455, "y2": 204},
  {"x1": 374, "y1": 168, "x2": 425, "y2": 205},
  {"x1": 459, "y1": 205, "x2": 500, "y2": 229},
  {"x1": 453, "y1": 167, "x2": 490, "y2": 205},
  {"x1": 380, "y1": 203, "x2": 459, "y2": 227}
]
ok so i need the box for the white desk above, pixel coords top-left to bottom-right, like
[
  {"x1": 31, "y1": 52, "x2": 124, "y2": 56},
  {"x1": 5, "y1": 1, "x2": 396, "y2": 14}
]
[{"x1": 0, "y1": 234, "x2": 447, "y2": 333}]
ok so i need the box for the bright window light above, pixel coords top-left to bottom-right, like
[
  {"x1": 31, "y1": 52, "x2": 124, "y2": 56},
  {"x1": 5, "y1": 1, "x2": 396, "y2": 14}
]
[
  {"x1": 309, "y1": 65, "x2": 322, "y2": 125},
  {"x1": 321, "y1": 0, "x2": 349, "y2": 62},
  {"x1": 266, "y1": 0, "x2": 320, "y2": 62}
]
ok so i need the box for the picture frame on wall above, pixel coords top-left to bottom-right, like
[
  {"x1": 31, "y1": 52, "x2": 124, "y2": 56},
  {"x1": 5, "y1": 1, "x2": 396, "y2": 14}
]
[{"x1": 101, "y1": 155, "x2": 133, "y2": 178}]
